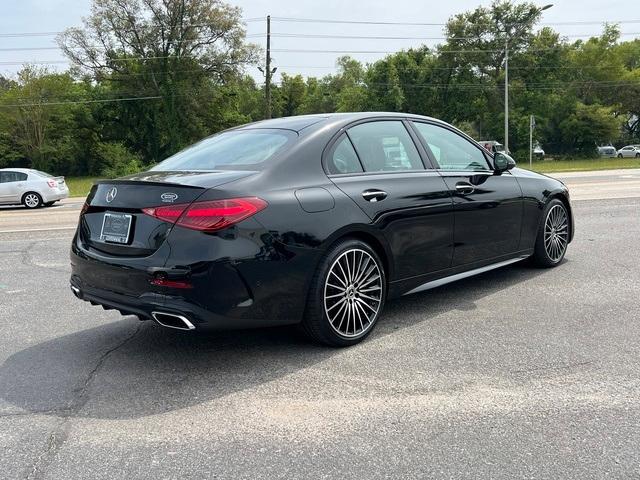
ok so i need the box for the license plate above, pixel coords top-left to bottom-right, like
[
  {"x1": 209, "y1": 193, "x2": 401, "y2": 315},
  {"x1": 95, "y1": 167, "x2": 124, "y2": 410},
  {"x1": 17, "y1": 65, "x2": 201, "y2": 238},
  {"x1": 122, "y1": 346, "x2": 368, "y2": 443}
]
[{"x1": 100, "y1": 213, "x2": 132, "y2": 244}]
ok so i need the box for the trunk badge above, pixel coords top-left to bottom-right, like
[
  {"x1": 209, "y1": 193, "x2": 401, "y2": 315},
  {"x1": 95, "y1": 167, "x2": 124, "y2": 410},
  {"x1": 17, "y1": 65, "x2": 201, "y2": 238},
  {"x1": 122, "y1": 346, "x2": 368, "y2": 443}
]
[
  {"x1": 106, "y1": 187, "x2": 117, "y2": 203},
  {"x1": 161, "y1": 192, "x2": 178, "y2": 203}
]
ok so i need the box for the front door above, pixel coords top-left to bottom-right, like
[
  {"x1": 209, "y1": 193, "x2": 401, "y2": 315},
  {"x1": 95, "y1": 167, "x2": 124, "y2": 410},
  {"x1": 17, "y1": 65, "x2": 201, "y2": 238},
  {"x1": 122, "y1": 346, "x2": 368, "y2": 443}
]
[
  {"x1": 0, "y1": 171, "x2": 25, "y2": 204},
  {"x1": 410, "y1": 122, "x2": 523, "y2": 266}
]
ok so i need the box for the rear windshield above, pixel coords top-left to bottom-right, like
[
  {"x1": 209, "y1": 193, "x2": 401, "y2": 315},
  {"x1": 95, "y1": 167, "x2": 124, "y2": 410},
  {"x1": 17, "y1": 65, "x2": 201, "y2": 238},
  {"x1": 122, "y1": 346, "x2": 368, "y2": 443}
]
[
  {"x1": 151, "y1": 129, "x2": 297, "y2": 172},
  {"x1": 33, "y1": 170, "x2": 54, "y2": 178}
]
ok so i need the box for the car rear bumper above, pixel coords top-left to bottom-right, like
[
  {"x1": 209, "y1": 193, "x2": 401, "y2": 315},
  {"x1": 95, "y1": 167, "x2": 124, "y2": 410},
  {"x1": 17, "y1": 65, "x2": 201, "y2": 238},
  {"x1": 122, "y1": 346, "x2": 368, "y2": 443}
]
[
  {"x1": 70, "y1": 223, "x2": 318, "y2": 331},
  {"x1": 43, "y1": 189, "x2": 69, "y2": 202},
  {"x1": 69, "y1": 275, "x2": 248, "y2": 330}
]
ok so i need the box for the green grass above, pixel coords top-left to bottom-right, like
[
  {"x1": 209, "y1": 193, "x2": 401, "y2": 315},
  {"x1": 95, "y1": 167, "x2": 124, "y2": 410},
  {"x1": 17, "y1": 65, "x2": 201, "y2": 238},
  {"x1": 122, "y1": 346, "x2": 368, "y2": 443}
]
[
  {"x1": 525, "y1": 157, "x2": 640, "y2": 173},
  {"x1": 65, "y1": 177, "x2": 102, "y2": 197}
]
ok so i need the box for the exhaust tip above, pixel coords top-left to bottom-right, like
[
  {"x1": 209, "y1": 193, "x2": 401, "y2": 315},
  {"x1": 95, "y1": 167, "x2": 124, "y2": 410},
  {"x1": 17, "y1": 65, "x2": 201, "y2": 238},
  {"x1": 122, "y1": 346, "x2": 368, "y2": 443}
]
[
  {"x1": 70, "y1": 285, "x2": 82, "y2": 299},
  {"x1": 151, "y1": 311, "x2": 196, "y2": 331}
]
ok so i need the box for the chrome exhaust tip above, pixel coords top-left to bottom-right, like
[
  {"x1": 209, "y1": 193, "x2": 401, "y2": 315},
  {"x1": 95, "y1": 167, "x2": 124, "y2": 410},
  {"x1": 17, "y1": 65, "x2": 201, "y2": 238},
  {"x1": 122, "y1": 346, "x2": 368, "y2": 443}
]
[
  {"x1": 70, "y1": 285, "x2": 82, "y2": 299},
  {"x1": 151, "y1": 311, "x2": 196, "y2": 331}
]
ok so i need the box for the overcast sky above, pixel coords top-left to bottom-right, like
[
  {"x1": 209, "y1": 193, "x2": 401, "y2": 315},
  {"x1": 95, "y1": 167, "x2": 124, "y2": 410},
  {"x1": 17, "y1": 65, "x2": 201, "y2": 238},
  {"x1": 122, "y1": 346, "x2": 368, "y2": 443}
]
[{"x1": 1, "y1": 0, "x2": 638, "y2": 82}]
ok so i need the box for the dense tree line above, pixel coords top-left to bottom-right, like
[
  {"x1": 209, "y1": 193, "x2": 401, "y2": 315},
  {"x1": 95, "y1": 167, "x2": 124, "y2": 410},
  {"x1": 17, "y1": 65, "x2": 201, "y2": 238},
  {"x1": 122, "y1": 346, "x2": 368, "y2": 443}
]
[{"x1": 1, "y1": 0, "x2": 639, "y2": 176}]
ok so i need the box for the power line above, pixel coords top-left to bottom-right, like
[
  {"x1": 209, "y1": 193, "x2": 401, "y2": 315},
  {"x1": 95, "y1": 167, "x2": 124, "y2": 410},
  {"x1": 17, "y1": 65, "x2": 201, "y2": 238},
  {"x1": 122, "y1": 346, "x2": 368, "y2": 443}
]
[
  {"x1": 0, "y1": 95, "x2": 163, "y2": 108},
  {"x1": 0, "y1": 18, "x2": 265, "y2": 38},
  {"x1": 1, "y1": 30, "x2": 638, "y2": 53},
  {"x1": 269, "y1": 16, "x2": 640, "y2": 27}
]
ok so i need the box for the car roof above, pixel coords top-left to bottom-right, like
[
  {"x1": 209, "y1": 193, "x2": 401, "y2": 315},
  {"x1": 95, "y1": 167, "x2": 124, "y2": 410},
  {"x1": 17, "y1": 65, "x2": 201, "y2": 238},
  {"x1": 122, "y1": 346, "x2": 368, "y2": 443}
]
[
  {"x1": 236, "y1": 112, "x2": 443, "y2": 133},
  {"x1": 0, "y1": 168, "x2": 34, "y2": 173}
]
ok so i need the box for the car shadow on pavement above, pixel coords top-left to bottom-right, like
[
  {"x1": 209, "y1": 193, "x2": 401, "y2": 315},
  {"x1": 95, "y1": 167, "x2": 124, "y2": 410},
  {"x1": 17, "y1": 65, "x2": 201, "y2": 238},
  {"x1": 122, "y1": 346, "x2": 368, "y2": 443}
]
[{"x1": 0, "y1": 262, "x2": 549, "y2": 420}]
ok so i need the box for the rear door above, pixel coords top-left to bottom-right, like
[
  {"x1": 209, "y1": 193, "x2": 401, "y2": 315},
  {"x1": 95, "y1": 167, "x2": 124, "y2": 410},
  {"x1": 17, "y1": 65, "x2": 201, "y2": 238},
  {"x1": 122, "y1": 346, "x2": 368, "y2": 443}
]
[
  {"x1": 326, "y1": 119, "x2": 454, "y2": 280},
  {"x1": 410, "y1": 121, "x2": 523, "y2": 267}
]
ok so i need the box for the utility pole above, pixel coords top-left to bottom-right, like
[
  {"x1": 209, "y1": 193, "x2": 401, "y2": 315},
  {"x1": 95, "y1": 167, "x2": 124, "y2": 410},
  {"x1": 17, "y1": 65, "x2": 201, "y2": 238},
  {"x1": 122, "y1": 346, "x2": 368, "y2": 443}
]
[
  {"x1": 529, "y1": 115, "x2": 535, "y2": 168},
  {"x1": 265, "y1": 15, "x2": 272, "y2": 119},
  {"x1": 258, "y1": 16, "x2": 276, "y2": 119},
  {"x1": 504, "y1": 39, "x2": 509, "y2": 154}
]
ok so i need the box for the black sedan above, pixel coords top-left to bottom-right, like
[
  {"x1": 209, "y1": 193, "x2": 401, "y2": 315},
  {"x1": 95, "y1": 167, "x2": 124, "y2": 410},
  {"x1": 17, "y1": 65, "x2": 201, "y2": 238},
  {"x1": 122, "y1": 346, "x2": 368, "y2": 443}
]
[{"x1": 70, "y1": 113, "x2": 573, "y2": 347}]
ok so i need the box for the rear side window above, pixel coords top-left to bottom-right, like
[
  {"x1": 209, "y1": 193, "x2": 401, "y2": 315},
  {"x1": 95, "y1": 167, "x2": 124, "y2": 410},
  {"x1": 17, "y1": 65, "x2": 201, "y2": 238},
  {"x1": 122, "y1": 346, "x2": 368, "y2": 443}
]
[
  {"x1": 413, "y1": 122, "x2": 491, "y2": 172},
  {"x1": 151, "y1": 129, "x2": 296, "y2": 171},
  {"x1": 347, "y1": 121, "x2": 424, "y2": 172},
  {"x1": 0, "y1": 171, "x2": 27, "y2": 183},
  {"x1": 327, "y1": 134, "x2": 363, "y2": 175}
]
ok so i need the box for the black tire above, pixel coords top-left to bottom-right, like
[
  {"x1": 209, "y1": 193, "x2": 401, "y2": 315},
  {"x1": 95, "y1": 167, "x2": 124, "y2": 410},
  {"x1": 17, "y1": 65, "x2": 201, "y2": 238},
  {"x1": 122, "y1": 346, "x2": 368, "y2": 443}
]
[
  {"x1": 635, "y1": 153, "x2": 640, "y2": 158},
  {"x1": 531, "y1": 199, "x2": 570, "y2": 268},
  {"x1": 22, "y1": 192, "x2": 43, "y2": 209},
  {"x1": 617, "y1": 153, "x2": 623, "y2": 158},
  {"x1": 302, "y1": 238, "x2": 386, "y2": 347}
]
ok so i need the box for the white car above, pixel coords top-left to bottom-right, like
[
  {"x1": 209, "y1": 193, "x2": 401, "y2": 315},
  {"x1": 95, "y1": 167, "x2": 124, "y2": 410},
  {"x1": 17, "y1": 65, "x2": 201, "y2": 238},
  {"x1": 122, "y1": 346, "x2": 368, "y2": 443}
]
[
  {"x1": 617, "y1": 145, "x2": 640, "y2": 158},
  {"x1": 0, "y1": 168, "x2": 69, "y2": 208}
]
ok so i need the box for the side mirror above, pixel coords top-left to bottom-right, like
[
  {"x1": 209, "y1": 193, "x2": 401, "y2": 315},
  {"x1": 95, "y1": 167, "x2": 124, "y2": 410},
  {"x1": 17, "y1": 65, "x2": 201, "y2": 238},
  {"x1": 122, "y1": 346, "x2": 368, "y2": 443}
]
[{"x1": 494, "y1": 152, "x2": 516, "y2": 173}]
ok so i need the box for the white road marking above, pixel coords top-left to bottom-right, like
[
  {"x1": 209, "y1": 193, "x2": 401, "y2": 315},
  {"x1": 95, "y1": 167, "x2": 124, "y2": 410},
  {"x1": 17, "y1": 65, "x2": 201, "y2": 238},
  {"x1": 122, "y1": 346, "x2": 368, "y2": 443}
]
[{"x1": 0, "y1": 226, "x2": 77, "y2": 234}]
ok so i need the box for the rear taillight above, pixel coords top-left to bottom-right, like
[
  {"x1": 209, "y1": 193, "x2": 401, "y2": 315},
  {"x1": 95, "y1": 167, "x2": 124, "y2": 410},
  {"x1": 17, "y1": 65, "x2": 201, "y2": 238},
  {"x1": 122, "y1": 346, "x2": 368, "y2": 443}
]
[
  {"x1": 143, "y1": 197, "x2": 267, "y2": 232},
  {"x1": 47, "y1": 180, "x2": 57, "y2": 188}
]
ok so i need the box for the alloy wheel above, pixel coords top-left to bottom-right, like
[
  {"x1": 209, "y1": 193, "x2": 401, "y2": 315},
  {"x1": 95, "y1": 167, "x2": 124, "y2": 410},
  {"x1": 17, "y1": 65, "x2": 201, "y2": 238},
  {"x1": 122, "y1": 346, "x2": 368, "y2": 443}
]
[
  {"x1": 323, "y1": 248, "x2": 383, "y2": 338},
  {"x1": 24, "y1": 194, "x2": 40, "y2": 208},
  {"x1": 543, "y1": 204, "x2": 569, "y2": 262}
]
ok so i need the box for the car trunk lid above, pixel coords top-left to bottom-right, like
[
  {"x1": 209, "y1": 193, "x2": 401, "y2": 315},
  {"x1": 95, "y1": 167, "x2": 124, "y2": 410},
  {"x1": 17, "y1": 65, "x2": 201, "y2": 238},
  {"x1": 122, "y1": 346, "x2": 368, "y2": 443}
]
[{"x1": 79, "y1": 170, "x2": 256, "y2": 257}]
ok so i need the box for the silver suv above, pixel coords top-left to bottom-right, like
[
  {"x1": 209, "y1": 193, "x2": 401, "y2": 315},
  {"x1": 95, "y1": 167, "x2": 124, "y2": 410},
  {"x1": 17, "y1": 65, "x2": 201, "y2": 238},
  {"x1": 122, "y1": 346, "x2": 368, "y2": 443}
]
[{"x1": 0, "y1": 168, "x2": 69, "y2": 208}]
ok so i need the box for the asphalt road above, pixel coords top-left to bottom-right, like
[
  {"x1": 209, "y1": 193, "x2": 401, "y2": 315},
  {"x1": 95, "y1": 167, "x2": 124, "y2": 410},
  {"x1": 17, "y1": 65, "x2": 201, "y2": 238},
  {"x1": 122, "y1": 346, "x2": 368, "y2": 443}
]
[{"x1": 0, "y1": 170, "x2": 639, "y2": 479}]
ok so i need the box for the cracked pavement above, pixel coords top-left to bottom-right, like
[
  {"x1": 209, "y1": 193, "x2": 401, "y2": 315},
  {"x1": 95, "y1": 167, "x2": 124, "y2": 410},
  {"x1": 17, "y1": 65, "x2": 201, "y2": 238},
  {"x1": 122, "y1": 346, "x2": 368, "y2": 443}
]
[{"x1": 0, "y1": 186, "x2": 639, "y2": 478}]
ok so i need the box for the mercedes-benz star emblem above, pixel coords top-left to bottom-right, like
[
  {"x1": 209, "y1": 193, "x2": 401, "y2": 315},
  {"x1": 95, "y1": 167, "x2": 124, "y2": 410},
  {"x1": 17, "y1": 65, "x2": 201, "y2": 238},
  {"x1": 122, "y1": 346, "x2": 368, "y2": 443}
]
[{"x1": 106, "y1": 187, "x2": 118, "y2": 203}]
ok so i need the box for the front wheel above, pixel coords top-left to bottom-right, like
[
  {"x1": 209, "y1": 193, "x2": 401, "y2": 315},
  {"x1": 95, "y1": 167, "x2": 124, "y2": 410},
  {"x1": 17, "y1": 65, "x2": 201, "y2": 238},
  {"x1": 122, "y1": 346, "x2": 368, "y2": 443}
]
[
  {"x1": 635, "y1": 153, "x2": 640, "y2": 158},
  {"x1": 618, "y1": 153, "x2": 623, "y2": 158},
  {"x1": 22, "y1": 192, "x2": 43, "y2": 209},
  {"x1": 302, "y1": 239, "x2": 386, "y2": 347},
  {"x1": 531, "y1": 199, "x2": 570, "y2": 267}
]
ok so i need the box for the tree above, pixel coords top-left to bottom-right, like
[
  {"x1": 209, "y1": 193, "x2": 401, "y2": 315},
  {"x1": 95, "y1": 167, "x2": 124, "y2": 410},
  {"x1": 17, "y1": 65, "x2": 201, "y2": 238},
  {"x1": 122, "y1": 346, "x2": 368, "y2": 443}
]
[
  {"x1": 0, "y1": 66, "x2": 95, "y2": 173},
  {"x1": 58, "y1": 0, "x2": 258, "y2": 163}
]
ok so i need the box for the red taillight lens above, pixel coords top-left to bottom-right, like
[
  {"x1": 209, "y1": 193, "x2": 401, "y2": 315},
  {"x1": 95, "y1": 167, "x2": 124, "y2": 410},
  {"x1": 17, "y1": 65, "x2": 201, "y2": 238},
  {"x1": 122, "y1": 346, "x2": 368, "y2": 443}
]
[
  {"x1": 143, "y1": 197, "x2": 267, "y2": 232},
  {"x1": 47, "y1": 180, "x2": 57, "y2": 188}
]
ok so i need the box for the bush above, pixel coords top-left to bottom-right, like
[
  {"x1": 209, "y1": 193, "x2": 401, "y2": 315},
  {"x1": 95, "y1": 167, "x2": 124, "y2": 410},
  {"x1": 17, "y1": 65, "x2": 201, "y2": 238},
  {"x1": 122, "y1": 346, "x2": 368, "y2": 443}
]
[{"x1": 95, "y1": 142, "x2": 144, "y2": 178}]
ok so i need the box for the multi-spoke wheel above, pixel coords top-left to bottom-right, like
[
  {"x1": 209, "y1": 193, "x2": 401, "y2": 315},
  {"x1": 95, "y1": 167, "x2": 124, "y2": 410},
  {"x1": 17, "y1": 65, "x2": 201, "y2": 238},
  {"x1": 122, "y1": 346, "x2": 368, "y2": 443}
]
[
  {"x1": 22, "y1": 192, "x2": 43, "y2": 209},
  {"x1": 324, "y1": 248, "x2": 383, "y2": 338},
  {"x1": 303, "y1": 239, "x2": 386, "y2": 347},
  {"x1": 532, "y1": 199, "x2": 570, "y2": 267}
]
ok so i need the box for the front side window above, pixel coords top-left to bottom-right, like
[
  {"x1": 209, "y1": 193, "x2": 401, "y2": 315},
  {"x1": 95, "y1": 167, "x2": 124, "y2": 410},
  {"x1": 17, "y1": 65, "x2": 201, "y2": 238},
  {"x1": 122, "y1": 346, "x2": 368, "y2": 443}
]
[
  {"x1": 347, "y1": 121, "x2": 424, "y2": 172},
  {"x1": 327, "y1": 134, "x2": 363, "y2": 175},
  {"x1": 151, "y1": 129, "x2": 296, "y2": 171},
  {"x1": 412, "y1": 122, "x2": 491, "y2": 172}
]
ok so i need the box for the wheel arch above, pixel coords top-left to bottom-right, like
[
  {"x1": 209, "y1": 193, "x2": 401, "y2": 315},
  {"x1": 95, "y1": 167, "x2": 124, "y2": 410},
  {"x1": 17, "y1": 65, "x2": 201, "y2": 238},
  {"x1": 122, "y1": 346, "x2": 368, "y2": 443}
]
[{"x1": 21, "y1": 190, "x2": 43, "y2": 205}]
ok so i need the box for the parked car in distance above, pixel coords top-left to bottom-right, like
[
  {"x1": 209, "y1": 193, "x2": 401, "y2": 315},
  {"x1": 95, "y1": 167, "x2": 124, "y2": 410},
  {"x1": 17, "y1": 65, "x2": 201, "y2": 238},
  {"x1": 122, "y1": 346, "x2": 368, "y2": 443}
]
[
  {"x1": 0, "y1": 168, "x2": 69, "y2": 208},
  {"x1": 597, "y1": 145, "x2": 617, "y2": 158},
  {"x1": 533, "y1": 143, "x2": 545, "y2": 158},
  {"x1": 479, "y1": 140, "x2": 506, "y2": 154},
  {"x1": 617, "y1": 145, "x2": 640, "y2": 158},
  {"x1": 70, "y1": 113, "x2": 573, "y2": 347}
]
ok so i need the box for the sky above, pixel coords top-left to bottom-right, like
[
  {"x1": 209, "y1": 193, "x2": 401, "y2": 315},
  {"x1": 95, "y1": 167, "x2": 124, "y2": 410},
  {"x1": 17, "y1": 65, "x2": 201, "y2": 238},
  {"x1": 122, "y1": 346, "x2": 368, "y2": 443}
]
[{"x1": 1, "y1": 0, "x2": 638, "y2": 83}]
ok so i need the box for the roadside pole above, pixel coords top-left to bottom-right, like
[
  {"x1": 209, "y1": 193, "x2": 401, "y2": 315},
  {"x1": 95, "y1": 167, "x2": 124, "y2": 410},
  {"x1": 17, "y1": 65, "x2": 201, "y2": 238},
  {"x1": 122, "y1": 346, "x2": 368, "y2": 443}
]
[
  {"x1": 529, "y1": 115, "x2": 535, "y2": 168},
  {"x1": 265, "y1": 15, "x2": 272, "y2": 119}
]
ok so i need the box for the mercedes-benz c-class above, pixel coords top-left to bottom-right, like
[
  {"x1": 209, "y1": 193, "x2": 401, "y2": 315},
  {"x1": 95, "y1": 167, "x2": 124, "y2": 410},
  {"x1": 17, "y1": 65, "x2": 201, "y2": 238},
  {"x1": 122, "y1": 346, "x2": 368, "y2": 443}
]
[{"x1": 70, "y1": 113, "x2": 573, "y2": 346}]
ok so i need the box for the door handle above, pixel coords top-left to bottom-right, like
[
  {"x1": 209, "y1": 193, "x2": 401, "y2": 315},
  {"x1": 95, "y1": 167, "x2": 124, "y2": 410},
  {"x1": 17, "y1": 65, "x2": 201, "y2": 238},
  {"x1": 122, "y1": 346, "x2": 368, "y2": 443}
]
[
  {"x1": 455, "y1": 182, "x2": 475, "y2": 195},
  {"x1": 362, "y1": 189, "x2": 388, "y2": 202}
]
